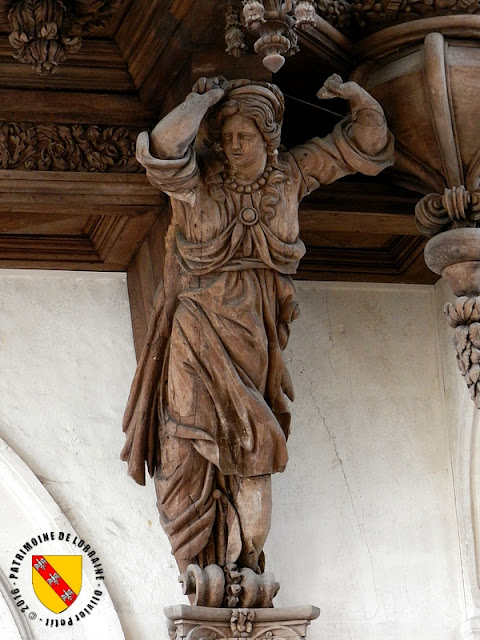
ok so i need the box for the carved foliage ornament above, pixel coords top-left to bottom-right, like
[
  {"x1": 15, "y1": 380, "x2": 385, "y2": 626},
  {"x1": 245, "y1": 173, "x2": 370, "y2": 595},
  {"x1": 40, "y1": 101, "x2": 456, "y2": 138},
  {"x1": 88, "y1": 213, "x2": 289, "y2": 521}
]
[
  {"x1": 0, "y1": 122, "x2": 142, "y2": 172},
  {"x1": 445, "y1": 297, "x2": 480, "y2": 408},
  {"x1": 227, "y1": 0, "x2": 480, "y2": 38},
  {"x1": 8, "y1": 0, "x2": 121, "y2": 74}
]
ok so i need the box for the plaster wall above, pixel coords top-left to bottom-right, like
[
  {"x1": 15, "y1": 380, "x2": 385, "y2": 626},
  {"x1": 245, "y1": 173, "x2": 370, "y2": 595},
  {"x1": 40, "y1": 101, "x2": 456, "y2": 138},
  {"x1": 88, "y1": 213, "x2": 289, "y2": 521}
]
[{"x1": 0, "y1": 271, "x2": 466, "y2": 639}]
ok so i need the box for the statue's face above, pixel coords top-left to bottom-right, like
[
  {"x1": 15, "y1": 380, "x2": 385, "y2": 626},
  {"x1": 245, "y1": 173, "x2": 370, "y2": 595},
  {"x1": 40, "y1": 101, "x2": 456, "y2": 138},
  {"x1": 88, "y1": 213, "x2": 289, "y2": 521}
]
[{"x1": 221, "y1": 114, "x2": 267, "y2": 171}]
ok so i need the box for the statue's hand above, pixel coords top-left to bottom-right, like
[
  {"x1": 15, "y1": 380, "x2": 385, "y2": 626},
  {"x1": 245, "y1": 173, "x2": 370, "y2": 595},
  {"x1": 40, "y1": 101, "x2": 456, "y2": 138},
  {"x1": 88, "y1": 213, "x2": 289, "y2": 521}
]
[
  {"x1": 316, "y1": 74, "x2": 365, "y2": 102},
  {"x1": 191, "y1": 76, "x2": 227, "y2": 107}
]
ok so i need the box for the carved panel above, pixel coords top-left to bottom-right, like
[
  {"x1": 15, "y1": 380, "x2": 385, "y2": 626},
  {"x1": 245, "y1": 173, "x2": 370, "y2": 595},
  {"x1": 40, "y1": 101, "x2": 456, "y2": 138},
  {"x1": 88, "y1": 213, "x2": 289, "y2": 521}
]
[
  {"x1": 315, "y1": 0, "x2": 480, "y2": 35},
  {"x1": 0, "y1": 122, "x2": 142, "y2": 171}
]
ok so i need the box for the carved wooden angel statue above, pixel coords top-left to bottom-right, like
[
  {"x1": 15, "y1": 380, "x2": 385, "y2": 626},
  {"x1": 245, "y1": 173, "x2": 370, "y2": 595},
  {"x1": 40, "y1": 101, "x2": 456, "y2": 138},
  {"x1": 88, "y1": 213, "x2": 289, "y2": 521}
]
[{"x1": 122, "y1": 74, "x2": 393, "y2": 605}]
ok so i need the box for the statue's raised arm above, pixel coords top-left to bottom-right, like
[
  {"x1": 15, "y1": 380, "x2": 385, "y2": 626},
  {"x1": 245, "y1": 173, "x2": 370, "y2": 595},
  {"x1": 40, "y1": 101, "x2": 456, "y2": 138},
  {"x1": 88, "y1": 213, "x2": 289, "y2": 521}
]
[
  {"x1": 149, "y1": 77, "x2": 226, "y2": 159},
  {"x1": 317, "y1": 73, "x2": 388, "y2": 156},
  {"x1": 122, "y1": 75, "x2": 394, "y2": 608}
]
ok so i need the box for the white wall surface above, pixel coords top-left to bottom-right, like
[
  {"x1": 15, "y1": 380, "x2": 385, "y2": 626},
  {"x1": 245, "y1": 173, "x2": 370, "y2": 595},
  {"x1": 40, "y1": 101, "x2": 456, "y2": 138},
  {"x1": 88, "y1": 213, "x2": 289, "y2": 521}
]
[
  {"x1": 268, "y1": 281, "x2": 464, "y2": 639},
  {"x1": 0, "y1": 271, "x2": 468, "y2": 639},
  {"x1": 0, "y1": 270, "x2": 183, "y2": 640}
]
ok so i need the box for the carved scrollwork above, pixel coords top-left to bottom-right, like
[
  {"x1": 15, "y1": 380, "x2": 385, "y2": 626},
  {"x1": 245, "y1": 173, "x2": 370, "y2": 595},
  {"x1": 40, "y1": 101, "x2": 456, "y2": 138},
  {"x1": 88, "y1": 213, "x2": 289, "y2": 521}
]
[
  {"x1": 415, "y1": 187, "x2": 480, "y2": 236},
  {"x1": 179, "y1": 563, "x2": 280, "y2": 610},
  {"x1": 0, "y1": 122, "x2": 142, "y2": 172},
  {"x1": 7, "y1": 0, "x2": 120, "y2": 74},
  {"x1": 445, "y1": 296, "x2": 480, "y2": 408}
]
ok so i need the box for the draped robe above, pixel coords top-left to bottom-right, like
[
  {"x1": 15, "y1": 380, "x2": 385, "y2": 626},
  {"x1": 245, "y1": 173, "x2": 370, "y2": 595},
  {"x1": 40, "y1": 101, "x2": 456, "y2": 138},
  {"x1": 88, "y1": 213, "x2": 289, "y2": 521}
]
[{"x1": 122, "y1": 117, "x2": 394, "y2": 567}]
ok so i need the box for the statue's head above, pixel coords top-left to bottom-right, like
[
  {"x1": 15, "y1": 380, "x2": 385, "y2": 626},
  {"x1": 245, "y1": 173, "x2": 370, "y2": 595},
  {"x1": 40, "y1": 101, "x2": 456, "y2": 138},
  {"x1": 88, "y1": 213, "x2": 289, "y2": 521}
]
[{"x1": 208, "y1": 80, "x2": 284, "y2": 167}]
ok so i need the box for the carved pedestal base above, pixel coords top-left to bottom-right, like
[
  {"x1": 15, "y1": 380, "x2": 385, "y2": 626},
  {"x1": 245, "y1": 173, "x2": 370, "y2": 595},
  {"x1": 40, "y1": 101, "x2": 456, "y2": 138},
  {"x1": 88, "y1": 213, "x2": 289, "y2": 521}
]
[{"x1": 165, "y1": 605, "x2": 320, "y2": 639}]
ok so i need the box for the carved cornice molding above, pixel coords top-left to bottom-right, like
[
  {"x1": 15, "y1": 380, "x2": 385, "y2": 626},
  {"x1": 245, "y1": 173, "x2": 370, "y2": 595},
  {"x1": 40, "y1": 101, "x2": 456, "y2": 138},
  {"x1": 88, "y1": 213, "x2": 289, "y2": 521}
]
[
  {"x1": 0, "y1": 122, "x2": 142, "y2": 172},
  {"x1": 6, "y1": 0, "x2": 121, "y2": 74}
]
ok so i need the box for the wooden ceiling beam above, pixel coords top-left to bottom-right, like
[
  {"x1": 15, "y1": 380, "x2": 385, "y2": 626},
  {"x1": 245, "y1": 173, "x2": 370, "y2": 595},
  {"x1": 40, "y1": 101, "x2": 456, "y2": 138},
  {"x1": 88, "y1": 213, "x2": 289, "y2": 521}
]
[
  {"x1": 0, "y1": 172, "x2": 164, "y2": 212},
  {"x1": 297, "y1": 236, "x2": 435, "y2": 283},
  {"x1": 115, "y1": 0, "x2": 223, "y2": 110},
  {"x1": 296, "y1": 16, "x2": 353, "y2": 73},
  {"x1": 299, "y1": 205, "x2": 419, "y2": 236},
  {"x1": 90, "y1": 212, "x2": 159, "y2": 269},
  {"x1": 0, "y1": 89, "x2": 154, "y2": 126},
  {"x1": 0, "y1": 40, "x2": 135, "y2": 92}
]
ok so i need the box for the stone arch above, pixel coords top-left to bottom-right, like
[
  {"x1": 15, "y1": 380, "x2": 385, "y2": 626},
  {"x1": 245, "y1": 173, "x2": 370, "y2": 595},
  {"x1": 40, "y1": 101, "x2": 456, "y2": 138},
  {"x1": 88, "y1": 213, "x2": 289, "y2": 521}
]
[{"x1": 0, "y1": 436, "x2": 125, "y2": 639}]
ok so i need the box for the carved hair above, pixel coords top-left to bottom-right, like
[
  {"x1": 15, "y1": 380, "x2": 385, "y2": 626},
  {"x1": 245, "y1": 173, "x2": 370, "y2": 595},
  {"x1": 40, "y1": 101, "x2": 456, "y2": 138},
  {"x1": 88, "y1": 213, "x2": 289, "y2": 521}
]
[{"x1": 207, "y1": 82, "x2": 284, "y2": 166}]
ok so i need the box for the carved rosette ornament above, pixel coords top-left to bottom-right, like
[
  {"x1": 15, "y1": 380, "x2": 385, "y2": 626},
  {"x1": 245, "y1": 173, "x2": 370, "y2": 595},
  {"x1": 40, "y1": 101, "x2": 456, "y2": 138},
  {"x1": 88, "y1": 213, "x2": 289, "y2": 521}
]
[
  {"x1": 224, "y1": 0, "x2": 316, "y2": 72},
  {"x1": 7, "y1": 0, "x2": 120, "y2": 74}
]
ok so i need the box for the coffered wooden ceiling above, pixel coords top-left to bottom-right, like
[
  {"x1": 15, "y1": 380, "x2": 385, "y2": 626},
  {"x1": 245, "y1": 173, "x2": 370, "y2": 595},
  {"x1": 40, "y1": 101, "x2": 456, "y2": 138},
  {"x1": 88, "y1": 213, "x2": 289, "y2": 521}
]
[{"x1": 0, "y1": 0, "x2": 434, "y2": 293}]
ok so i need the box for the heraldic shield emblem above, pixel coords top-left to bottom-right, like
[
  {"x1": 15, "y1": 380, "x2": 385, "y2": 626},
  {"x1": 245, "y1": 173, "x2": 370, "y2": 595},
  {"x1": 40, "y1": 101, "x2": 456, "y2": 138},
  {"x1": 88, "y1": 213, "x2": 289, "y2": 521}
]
[{"x1": 32, "y1": 555, "x2": 82, "y2": 613}]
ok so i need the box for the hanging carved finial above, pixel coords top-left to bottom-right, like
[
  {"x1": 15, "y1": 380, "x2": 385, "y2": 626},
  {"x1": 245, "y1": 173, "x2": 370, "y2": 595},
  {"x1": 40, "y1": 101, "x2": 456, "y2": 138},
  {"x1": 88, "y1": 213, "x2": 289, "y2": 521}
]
[
  {"x1": 295, "y1": 0, "x2": 317, "y2": 29},
  {"x1": 225, "y1": 0, "x2": 247, "y2": 58},
  {"x1": 243, "y1": 0, "x2": 266, "y2": 29},
  {"x1": 225, "y1": 0, "x2": 317, "y2": 73},
  {"x1": 7, "y1": 0, "x2": 120, "y2": 75}
]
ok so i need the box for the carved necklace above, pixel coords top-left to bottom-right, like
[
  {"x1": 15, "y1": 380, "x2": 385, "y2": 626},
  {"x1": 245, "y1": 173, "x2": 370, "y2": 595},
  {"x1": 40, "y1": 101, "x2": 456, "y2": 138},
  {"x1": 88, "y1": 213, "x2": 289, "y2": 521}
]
[{"x1": 223, "y1": 165, "x2": 273, "y2": 193}]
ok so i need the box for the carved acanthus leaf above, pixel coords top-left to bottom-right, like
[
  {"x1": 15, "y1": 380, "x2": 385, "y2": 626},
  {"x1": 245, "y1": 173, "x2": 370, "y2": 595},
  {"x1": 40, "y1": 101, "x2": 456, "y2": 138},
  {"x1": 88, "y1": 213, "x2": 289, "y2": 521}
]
[
  {"x1": 0, "y1": 122, "x2": 142, "y2": 172},
  {"x1": 7, "y1": 0, "x2": 121, "y2": 74}
]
